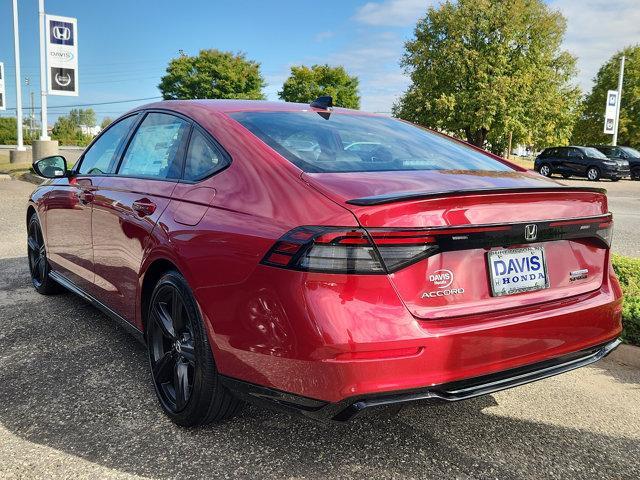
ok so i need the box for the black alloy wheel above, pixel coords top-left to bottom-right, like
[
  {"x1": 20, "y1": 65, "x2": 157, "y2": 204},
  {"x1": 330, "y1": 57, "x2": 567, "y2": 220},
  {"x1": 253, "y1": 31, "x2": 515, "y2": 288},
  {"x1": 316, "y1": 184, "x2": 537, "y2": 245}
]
[
  {"x1": 148, "y1": 282, "x2": 196, "y2": 413},
  {"x1": 27, "y1": 215, "x2": 61, "y2": 295},
  {"x1": 146, "y1": 271, "x2": 242, "y2": 426}
]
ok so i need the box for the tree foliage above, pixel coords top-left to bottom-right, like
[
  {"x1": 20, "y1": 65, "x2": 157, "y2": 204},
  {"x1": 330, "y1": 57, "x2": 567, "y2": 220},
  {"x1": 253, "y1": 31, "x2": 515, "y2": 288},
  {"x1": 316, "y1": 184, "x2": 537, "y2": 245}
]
[
  {"x1": 572, "y1": 45, "x2": 640, "y2": 147},
  {"x1": 100, "y1": 117, "x2": 113, "y2": 129},
  {"x1": 393, "y1": 0, "x2": 581, "y2": 153},
  {"x1": 51, "y1": 108, "x2": 96, "y2": 146},
  {"x1": 0, "y1": 117, "x2": 17, "y2": 145},
  {"x1": 279, "y1": 64, "x2": 360, "y2": 108},
  {"x1": 159, "y1": 49, "x2": 266, "y2": 100}
]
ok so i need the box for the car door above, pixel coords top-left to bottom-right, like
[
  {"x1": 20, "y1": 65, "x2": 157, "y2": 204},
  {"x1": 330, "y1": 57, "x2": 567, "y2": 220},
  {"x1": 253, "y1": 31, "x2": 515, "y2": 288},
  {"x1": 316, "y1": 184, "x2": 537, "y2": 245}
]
[
  {"x1": 565, "y1": 148, "x2": 585, "y2": 175},
  {"x1": 45, "y1": 114, "x2": 139, "y2": 294},
  {"x1": 90, "y1": 111, "x2": 190, "y2": 324},
  {"x1": 544, "y1": 148, "x2": 562, "y2": 172}
]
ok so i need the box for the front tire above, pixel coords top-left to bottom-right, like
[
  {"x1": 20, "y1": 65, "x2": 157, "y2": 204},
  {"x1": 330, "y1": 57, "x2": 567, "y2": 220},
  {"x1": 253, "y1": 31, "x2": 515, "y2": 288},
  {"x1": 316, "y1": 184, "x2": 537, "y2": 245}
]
[
  {"x1": 27, "y1": 215, "x2": 62, "y2": 295},
  {"x1": 538, "y1": 164, "x2": 552, "y2": 177},
  {"x1": 631, "y1": 168, "x2": 640, "y2": 181},
  {"x1": 146, "y1": 270, "x2": 242, "y2": 427},
  {"x1": 586, "y1": 167, "x2": 600, "y2": 181}
]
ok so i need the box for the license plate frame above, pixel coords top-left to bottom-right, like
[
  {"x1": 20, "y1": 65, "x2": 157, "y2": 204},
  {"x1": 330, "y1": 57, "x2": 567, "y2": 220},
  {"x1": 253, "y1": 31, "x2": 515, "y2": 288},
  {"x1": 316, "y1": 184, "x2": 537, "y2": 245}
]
[{"x1": 487, "y1": 246, "x2": 549, "y2": 297}]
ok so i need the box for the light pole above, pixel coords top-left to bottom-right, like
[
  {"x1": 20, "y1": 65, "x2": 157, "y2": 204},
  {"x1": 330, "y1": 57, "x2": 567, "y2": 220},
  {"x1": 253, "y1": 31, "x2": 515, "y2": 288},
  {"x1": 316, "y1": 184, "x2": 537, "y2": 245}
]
[
  {"x1": 612, "y1": 55, "x2": 625, "y2": 146},
  {"x1": 12, "y1": 0, "x2": 24, "y2": 151}
]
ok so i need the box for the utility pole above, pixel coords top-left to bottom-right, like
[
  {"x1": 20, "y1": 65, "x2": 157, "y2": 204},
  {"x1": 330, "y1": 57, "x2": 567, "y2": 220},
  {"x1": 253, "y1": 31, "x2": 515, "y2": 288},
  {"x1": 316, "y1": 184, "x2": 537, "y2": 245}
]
[
  {"x1": 612, "y1": 55, "x2": 625, "y2": 146},
  {"x1": 38, "y1": 0, "x2": 49, "y2": 140},
  {"x1": 12, "y1": 0, "x2": 24, "y2": 150}
]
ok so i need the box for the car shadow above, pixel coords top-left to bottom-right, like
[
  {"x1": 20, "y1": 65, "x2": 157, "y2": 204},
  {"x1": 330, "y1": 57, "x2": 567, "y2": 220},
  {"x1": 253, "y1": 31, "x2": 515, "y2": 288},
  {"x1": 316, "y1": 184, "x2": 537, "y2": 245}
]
[{"x1": 1, "y1": 256, "x2": 639, "y2": 479}]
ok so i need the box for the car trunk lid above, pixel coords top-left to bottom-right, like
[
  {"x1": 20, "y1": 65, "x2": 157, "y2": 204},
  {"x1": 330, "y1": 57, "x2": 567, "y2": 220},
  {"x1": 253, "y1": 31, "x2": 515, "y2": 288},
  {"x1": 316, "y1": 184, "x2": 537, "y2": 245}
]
[{"x1": 302, "y1": 169, "x2": 611, "y2": 320}]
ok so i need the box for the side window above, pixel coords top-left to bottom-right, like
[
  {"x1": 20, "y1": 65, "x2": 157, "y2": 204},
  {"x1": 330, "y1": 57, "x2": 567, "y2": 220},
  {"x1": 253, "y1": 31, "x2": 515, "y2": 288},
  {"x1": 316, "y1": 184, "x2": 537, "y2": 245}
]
[
  {"x1": 568, "y1": 148, "x2": 582, "y2": 158},
  {"x1": 118, "y1": 113, "x2": 190, "y2": 179},
  {"x1": 78, "y1": 114, "x2": 137, "y2": 175},
  {"x1": 183, "y1": 129, "x2": 229, "y2": 181}
]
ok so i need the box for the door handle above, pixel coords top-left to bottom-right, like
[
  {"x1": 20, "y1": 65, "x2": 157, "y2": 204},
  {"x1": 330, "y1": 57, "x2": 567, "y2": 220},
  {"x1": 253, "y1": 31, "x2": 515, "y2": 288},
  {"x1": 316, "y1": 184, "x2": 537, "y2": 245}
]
[
  {"x1": 77, "y1": 190, "x2": 94, "y2": 204},
  {"x1": 132, "y1": 198, "x2": 157, "y2": 217}
]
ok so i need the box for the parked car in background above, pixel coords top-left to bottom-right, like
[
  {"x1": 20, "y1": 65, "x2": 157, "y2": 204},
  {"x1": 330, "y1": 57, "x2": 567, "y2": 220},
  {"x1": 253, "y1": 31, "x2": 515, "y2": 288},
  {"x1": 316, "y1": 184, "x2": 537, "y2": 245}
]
[
  {"x1": 534, "y1": 146, "x2": 630, "y2": 181},
  {"x1": 590, "y1": 145, "x2": 640, "y2": 180},
  {"x1": 27, "y1": 99, "x2": 622, "y2": 426}
]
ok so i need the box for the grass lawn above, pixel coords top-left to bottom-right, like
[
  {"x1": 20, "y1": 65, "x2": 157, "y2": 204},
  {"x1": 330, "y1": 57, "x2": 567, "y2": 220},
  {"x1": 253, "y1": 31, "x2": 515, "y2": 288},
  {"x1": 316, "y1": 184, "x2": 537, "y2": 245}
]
[{"x1": 505, "y1": 156, "x2": 535, "y2": 170}]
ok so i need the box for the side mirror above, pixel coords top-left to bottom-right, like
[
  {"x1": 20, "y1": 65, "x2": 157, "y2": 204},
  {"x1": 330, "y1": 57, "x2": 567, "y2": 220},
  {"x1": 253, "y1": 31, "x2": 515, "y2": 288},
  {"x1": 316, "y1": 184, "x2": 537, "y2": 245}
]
[{"x1": 33, "y1": 155, "x2": 68, "y2": 179}]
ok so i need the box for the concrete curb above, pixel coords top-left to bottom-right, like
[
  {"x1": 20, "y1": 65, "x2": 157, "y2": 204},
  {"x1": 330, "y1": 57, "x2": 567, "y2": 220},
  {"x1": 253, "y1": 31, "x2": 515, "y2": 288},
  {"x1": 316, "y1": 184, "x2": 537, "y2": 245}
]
[
  {"x1": 607, "y1": 343, "x2": 640, "y2": 369},
  {"x1": 0, "y1": 174, "x2": 11, "y2": 182}
]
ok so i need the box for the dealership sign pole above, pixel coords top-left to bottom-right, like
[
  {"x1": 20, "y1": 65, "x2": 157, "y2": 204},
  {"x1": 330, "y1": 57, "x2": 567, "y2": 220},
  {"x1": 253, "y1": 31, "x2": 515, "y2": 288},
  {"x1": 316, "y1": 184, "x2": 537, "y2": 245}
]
[
  {"x1": 604, "y1": 55, "x2": 625, "y2": 146},
  {"x1": 38, "y1": 0, "x2": 49, "y2": 140},
  {"x1": 612, "y1": 55, "x2": 625, "y2": 146},
  {"x1": 12, "y1": 0, "x2": 25, "y2": 150},
  {"x1": 0, "y1": 63, "x2": 5, "y2": 111}
]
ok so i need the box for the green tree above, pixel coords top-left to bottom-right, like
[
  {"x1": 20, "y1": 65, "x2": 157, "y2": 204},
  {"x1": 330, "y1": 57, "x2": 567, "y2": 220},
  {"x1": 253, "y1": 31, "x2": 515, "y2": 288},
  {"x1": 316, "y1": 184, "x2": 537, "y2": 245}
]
[
  {"x1": 100, "y1": 117, "x2": 113, "y2": 129},
  {"x1": 279, "y1": 64, "x2": 360, "y2": 108},
  {"x1": 69, "y1": 108, "x2": 97, "y2": 127},
  {"x1": 51, "y1": 108, "x2": 96, "y2": 146},
  {"x1": 158, "y1": 49, "x2": 265, "y2": 100},
  {"x1": 0, "y1": 117, "x2": 17, "y2": 145},
  {"x1": 572, "y1": 45, "x2": 640, "y2": 146},
  {"x1": 393, "y1": 0, "x2": 580, "y2": 154}
]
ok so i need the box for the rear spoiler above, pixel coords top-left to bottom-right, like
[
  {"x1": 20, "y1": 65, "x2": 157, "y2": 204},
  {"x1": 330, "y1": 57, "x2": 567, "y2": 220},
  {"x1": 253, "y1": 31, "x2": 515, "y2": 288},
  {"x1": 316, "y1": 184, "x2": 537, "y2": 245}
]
[{"x1": 346, "y1": 186, "x2": 607, "y2": 206}]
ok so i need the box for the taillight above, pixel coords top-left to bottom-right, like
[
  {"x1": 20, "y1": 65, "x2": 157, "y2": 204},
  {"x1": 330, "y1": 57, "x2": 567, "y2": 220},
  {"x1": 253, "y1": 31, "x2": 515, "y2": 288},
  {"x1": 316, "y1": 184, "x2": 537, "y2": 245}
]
[
  {"x1": 261, "y1": 226, "x2": 435, "y2": 274},
  {"x1": 596, "y1": 220, "x2": 614, "y2": 247}
]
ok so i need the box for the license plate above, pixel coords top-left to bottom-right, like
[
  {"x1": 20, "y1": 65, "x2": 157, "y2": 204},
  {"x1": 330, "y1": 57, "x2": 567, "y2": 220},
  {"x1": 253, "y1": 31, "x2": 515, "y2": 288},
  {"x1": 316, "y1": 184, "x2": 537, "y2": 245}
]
[{"x1": 487, "y1": 247, "x2": 549, "y2": 297}]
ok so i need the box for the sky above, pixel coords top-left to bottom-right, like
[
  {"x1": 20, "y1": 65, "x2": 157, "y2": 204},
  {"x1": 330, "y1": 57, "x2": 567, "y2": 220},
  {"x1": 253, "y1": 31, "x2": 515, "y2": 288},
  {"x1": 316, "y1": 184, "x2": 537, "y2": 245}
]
[{"x1": 0, "y1": 0, "x2": 638, "y2": 125}]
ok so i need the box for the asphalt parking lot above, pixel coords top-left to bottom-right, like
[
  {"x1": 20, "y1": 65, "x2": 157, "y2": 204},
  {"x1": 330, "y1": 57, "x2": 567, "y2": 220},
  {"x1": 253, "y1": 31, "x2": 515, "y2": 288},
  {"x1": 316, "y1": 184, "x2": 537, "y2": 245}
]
[{"x1": 1, "y1": 178, "x2": 639, "y2": 479}]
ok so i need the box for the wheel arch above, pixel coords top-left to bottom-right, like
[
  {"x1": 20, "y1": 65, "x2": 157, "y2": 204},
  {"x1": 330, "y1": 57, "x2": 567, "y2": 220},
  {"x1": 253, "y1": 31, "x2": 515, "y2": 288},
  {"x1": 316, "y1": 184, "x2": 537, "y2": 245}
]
[
  {"x1": 139, "y1": 257, "x2": 181, "y2": 332},
  {"x1": 26, "y1": 204, "x2": 37, "y2": 225}
]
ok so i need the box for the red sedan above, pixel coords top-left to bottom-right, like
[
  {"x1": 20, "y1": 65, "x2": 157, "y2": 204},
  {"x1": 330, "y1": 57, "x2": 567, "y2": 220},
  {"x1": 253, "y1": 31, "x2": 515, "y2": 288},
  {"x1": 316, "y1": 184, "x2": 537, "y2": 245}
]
[{"x1": 28, "y1": 98, "x2": 622, "y2": 425}]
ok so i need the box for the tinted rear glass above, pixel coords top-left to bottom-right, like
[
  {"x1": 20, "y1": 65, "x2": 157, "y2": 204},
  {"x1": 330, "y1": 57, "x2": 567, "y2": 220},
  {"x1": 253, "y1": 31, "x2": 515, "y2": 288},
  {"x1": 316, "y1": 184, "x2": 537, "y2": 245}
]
[{"x1": 230, "y1": 112, "x2": 513, "y2": 173}]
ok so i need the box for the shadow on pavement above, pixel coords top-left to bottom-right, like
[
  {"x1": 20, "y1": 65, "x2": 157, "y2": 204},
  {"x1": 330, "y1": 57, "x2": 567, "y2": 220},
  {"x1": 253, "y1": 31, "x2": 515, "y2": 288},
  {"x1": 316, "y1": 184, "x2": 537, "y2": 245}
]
[{"x1": 1, "y1": 256, "x2": 639, "y2": 479}]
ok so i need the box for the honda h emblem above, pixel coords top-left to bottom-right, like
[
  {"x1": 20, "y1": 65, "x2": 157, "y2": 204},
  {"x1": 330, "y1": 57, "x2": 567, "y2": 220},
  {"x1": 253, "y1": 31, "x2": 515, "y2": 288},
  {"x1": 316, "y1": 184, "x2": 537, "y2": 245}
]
[
  {"x1": 52, "y1": 25, "x2": 71, "y2": 41},
  {"x1": 524, "y1": 224, "x2": 538, "y2": 242}
]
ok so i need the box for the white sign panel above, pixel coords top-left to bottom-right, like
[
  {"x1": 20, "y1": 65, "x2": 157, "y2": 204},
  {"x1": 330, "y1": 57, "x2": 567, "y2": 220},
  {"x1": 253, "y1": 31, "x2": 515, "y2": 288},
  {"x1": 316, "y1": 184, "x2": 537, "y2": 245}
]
[
  {"x1": 0, "y1": 62, "x2": 5, "y2": 110},
  {"x1": 603, "y1": 89, "x2": 618, "y2": 134},
  {"x1": 45, "y1": 14, "x2": 78, "y2": 96}
]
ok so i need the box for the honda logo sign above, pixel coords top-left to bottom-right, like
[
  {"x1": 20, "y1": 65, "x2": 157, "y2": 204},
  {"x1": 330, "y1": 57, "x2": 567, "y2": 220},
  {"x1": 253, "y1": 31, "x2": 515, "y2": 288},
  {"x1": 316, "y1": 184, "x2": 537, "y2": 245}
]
[
  {"x1": 52, "y1": 25, "x2": 72, "y2": 42},
  {"x1": 46, "y1": 15, "x2": 78, "y2": 96}
]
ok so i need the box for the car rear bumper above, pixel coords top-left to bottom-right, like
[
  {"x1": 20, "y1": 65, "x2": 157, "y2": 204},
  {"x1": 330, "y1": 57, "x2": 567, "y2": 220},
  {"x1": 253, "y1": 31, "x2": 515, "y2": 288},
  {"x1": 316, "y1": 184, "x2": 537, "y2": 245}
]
[
  {"x1": 212, "y1": 264, "x2": 623, "y2": 405},
  {"x1": 221, "y1": 337, "x2": 621, "y2": 422}
]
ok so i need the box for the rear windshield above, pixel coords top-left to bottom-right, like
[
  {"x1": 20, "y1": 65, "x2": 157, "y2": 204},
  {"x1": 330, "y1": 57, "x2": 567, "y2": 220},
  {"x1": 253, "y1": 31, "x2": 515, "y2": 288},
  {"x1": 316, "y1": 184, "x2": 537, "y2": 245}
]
[{"x1": 230, "y1": 111, "x2": 513, "y2": 173}]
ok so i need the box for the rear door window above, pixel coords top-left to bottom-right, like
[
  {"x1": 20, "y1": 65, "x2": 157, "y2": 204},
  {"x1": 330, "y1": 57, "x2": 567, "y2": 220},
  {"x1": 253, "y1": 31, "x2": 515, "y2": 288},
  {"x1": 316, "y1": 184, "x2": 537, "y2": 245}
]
[
  {"x1": 118, "y1": 113, "x2": 190, "y2": 179},
  {"x1": 183, "y1": 128, "x2": 229, "y2": 181}
]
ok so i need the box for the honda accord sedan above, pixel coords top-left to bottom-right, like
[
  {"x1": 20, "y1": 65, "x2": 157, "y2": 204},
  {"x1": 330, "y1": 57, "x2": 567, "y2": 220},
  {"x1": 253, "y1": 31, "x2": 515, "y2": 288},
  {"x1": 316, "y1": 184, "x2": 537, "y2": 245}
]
[{"x1": 28, "y1": 98, "x2": 622, "y2": 425}]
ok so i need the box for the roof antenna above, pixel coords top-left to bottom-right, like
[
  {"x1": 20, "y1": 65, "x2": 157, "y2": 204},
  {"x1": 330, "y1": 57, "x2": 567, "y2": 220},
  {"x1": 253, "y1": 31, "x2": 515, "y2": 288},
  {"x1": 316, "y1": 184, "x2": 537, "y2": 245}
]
[{"x1": 310, "y1": 95, "x2": 333, "y2": 119}]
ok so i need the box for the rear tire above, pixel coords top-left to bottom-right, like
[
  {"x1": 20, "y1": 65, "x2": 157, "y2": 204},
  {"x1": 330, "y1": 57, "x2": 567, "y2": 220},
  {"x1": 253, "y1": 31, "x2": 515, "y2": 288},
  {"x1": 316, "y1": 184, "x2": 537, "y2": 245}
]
[
  {"x1": 146, "y1": 270, "x2": 243, "y2": 427},
  {"x1": 27, "y1": 215, "x2": 62, "y2": 295},
  {"x1": 539, "y1": 164, "x2": 552, "y2": 177},
  {"x1": 586, "y1": 167, "x2": 600, "y2": 181}
]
